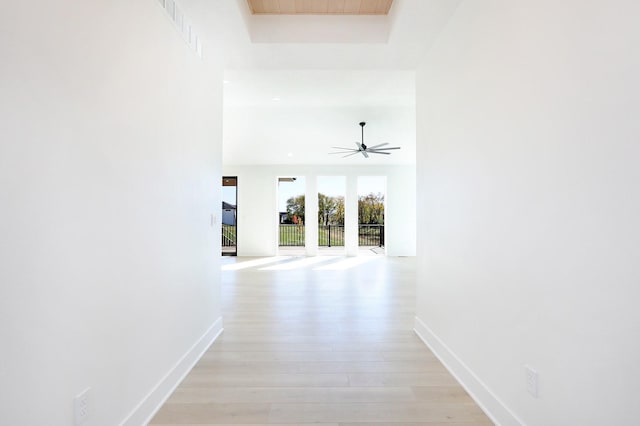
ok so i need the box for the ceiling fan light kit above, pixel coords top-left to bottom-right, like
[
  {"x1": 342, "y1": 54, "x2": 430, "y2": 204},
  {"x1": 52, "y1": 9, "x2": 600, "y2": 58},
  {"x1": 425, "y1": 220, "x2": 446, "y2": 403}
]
[{"x1": 330, "y1": 122, "x2": 401, "y2": 158}]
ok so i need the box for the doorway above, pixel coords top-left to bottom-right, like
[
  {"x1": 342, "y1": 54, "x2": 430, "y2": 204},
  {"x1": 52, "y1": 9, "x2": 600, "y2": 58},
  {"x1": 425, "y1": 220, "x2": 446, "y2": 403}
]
[
  {"x1": 222, "y1": 176, "x2": 237, "y2": 256},
  {"x1": 358, "y1": 176, "x2": 386, "y2": 253},
  {"x1": 278, "y1": 177, "x2": 306, "y2": 254},
  {"x1": 317, "y1": 176, "x2": 346, "y2": 254}
]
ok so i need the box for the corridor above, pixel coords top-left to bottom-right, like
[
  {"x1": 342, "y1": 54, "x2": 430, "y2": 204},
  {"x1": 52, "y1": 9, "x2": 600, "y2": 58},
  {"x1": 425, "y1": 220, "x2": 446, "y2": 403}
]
[{"x1": 151, "y1": 256, "x2": 491, "y2": 425}]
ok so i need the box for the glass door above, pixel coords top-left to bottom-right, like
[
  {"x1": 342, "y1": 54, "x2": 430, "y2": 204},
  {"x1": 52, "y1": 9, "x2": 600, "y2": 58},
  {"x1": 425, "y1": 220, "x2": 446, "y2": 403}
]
[
  {"x1": 222, "y1": 176, "x2": 237, "y2": 256},
  {"x1": 278, "y1": 177, "x2": 306, "y2": 253},
  {"x1": 317, "y1": 176, "x2": 346, "y2": 254},
  {"x1": 358, "y1": 176, "x2": 386, "y2": 253}
]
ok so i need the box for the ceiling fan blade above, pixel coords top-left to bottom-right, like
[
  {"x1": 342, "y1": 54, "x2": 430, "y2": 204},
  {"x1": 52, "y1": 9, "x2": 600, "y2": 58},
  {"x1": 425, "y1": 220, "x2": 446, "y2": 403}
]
[
  {"x1": 366, "y1": 143, "x2": 389, "y2": 149},
  {"x1": 331, "y1": 123, "x2": 397, "y2": 160}
]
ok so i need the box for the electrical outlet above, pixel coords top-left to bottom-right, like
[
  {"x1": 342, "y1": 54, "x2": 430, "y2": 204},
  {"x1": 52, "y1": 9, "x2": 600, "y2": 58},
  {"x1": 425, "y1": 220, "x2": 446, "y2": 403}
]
[
  {"x1": 74, "y1": 388, "x2": 90, "y2": 425},
  {"x1": 525, "y1": 365, "x2": 538, "y2": 398}
]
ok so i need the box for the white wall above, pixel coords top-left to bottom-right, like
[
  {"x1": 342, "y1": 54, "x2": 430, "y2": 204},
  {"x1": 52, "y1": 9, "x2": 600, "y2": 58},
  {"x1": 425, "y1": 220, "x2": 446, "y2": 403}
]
[
  {"x1": 223, "y1": 104, "x2": 416, "y2": 166},
  {"x1": 222, "y1": 165, "x2": 416, "y2": 257},
  {"x1": 415, "y1": 1, "x2": 640, "y2": 425},
  {"x1": 0, "y1": 1, "x2": 223, "y2": 425}
]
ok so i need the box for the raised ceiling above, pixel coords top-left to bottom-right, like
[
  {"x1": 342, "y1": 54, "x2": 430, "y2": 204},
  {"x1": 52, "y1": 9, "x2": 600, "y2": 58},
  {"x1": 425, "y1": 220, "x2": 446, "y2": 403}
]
[
  {"x1": 223, "y1": 70, "x2": 416, "y2": 166},
  {"x1": 177, "y1": 0, "x2": 462, "y2": 166},
  {"x1": 247, "y1": 0, "x2": 393, "y2": 15}
]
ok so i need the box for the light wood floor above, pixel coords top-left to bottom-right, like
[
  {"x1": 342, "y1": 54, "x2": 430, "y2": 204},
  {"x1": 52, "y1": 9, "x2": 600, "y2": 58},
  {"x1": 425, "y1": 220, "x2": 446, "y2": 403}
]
[{"x1": 150, "y1": 256, "x2": 492, "y2": 425}]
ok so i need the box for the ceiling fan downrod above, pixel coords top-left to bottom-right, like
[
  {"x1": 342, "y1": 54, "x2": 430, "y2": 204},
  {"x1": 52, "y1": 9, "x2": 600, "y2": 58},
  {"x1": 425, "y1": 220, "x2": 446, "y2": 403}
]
[{"x1": 360, "y1": 121, "x2": 367, "y2": 150}]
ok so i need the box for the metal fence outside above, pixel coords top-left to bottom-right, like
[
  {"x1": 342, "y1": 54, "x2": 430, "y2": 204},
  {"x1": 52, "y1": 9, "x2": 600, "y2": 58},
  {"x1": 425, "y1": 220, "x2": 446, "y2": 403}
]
[
  {"x1": 359, "y1": 224, "x2": 384, "y2": 247},
  {"x1": 222, "y1": 225, "x2": 236, "y2": 247},
  {"x1": 277, "y1": 224, "x2": 384, "y2": 247},
  {"x1": 318, "y1": 225, "x2": 345, "y2": 247},
  {"x1": 279, "y1": 224, "x2": 305, "y2": 246}
]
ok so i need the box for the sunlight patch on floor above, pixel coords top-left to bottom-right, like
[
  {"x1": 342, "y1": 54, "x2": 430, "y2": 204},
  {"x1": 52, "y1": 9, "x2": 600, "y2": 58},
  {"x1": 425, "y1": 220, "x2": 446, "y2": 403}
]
[
  {"x1": 221, "y1": 256, "x2": 290, "y2": 271},
  {"x1": 260, "y1": 256, "x2": 339, "y2": 271},
  {"x1": 313, "y1": 256, "x2": 378, "y2": 271}
]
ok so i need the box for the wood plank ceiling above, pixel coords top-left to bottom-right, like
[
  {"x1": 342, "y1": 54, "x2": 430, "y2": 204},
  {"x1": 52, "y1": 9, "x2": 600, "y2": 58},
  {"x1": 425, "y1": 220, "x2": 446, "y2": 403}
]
[{"x1": 247, "y1": 0, "x2": 394, "y2": 15}]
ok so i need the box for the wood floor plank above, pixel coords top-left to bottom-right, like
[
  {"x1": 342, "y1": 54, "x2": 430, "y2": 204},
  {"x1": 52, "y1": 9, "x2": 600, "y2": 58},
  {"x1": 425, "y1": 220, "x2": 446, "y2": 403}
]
[
  {"x1": 150, "y1": 403, "x2": 270, "y2": 424},
  {"x1": 166, "y1": 386, "x2": 416, "y2": 404},
  {"x1": 180, "y1": 372, "x2": 349, "y2": 388},
  {"x1": 412, "y1": 386, "x2": 478, "y2": 403},
  {"x1": 149, "y1": 257, "x2": 492, "y2": 425},
  {"x1": 199, "y1": 350, "x2": 390, "y2": 362},
  {"x1": 151, "y1": 424, "x2": 338, "y2": 426},
  {"x1": 209, "y1": 342, "x2": 332, "y2": 352},
  {"x1": 216, "y1": 331, "x2": 421, "y2": 343},
  {"x1": 200, "y1": 350, "x2": 435, "y2": 362},
  {"x1": 268, "y1": 402, "x2": 490, "y2": 423},
  {"x1": 348, "y1": 372, "x2": 461, "y2": 387},
  {"x1": 191, "y1": 359, "x2": 447, "y2": 375},
  {"x1": 339, "y1": 422, "x2": 494, "y2": 426}
]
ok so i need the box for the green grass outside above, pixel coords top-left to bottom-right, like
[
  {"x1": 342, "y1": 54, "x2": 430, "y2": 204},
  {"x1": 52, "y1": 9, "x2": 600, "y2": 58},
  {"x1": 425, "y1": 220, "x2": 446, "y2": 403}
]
[
  {"x1": 277, "y1": 225, "x2": 383, "y2": 247},
  {"x1": 318, "y1": 227, "x2": 345, "y2": 246},
  {"x1": 279, "y1": 225, "x2": 305, "y2": 246},
  {"x1": 358, "y1": 226, "x2": 383, "y2": 246}
]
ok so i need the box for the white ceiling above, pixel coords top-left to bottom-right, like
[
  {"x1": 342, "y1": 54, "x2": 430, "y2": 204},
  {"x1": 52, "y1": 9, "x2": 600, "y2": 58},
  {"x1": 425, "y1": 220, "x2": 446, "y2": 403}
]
[
  {"x1": 179, "y1": 0, "x2": 461, "y2": 165},
  {"x1": 223, "y1": 70, "x2": 415, "y2": 165},
  {"x1": 224, "y1": 70, "x2": 415, "y2": 108}
]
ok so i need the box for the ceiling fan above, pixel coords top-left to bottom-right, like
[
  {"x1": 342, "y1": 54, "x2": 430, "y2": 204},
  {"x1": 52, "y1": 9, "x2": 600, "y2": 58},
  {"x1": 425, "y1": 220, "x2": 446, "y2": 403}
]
[{"x1": 330, "y1": 122, "x2": 401, "y2": 158}]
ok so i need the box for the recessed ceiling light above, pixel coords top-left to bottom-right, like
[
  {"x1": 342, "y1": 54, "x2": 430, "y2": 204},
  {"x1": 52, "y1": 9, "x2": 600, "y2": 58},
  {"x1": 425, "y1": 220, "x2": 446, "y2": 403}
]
[
  {"x1": 287, "y1": 152, "x2": 293, "y2": 157},
  {"x1": 272, "y1": 97, "x2": 281, "y2": 101},
  {"x1": 223, "y1": 80, "x2": 230, "y2": 84}
]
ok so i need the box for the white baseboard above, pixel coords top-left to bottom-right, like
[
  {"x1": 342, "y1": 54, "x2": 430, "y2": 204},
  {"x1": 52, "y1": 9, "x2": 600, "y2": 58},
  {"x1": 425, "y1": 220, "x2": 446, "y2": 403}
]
[
  {"x1": 413, "y1": 316, "x2": 524, "y2": 426},
  {"x1": 120, "y1": 317, "x2": 224, "y2": 426}
]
